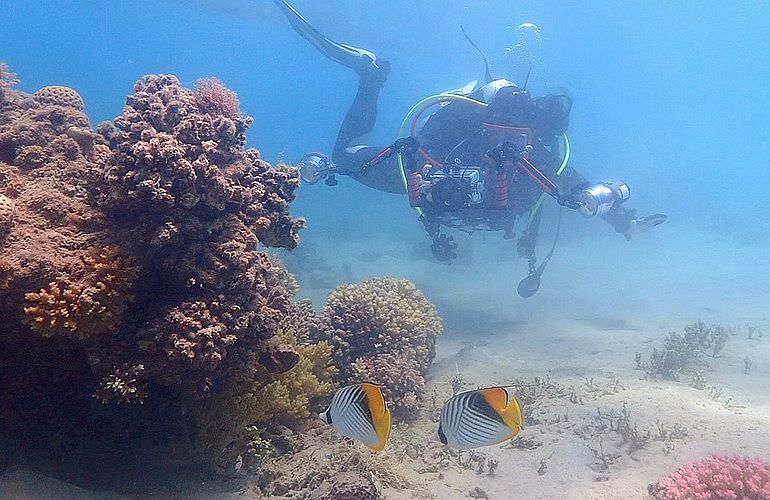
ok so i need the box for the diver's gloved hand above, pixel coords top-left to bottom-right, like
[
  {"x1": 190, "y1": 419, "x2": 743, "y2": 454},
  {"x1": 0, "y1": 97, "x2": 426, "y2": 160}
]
[
  {"x1": 624, "y1": 213, "x2": 667, "y2": 240},
  {"x1": 431, "y1": 234, "x2": 457, "y2": 262}
]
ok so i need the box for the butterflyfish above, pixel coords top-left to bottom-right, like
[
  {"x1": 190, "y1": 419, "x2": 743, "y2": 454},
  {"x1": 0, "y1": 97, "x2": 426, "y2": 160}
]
[
  {"x1": 438, "y1": 386, "x2": 523, "y2": 450},
  {"x1": 319, "y1": 383, "x2": 392, "y2": 451}
]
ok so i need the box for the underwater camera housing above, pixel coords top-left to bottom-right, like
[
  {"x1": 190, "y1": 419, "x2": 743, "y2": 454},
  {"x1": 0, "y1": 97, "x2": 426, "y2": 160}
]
[
  {"x1": 426, "y1": 166, "x2": 485, "y2": 211},
  {"x1": 298, "y1": 152, "x2": 337, "y2": 186},
  {"x1": 575, "y1": 181, "x2": 630, "y2": 217}
]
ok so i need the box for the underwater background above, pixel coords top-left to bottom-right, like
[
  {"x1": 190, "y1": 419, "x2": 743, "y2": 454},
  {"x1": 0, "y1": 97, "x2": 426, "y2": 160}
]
[{"x1": 1, "y1": 0, "x2": 769, "y2": 499}]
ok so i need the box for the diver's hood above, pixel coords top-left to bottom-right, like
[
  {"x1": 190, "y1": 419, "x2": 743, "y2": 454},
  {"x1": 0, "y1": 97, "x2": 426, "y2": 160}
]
[{"x1": 484, "y1": 83, "x2": 535, "y2": 126}]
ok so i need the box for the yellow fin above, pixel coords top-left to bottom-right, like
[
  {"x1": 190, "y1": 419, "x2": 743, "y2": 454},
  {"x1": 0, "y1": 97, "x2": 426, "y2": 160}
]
[
  {"x1": 361, "y1": 383, "x2": 392, "y2": 451},
  {"x1": 480, "y1": 387, "x2": 523, "y2": 437}
]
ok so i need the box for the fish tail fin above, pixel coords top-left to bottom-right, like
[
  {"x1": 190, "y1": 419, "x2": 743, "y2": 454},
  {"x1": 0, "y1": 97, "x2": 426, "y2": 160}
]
[{"x1": 361, "y1": 383, "x2": 392, "y2": 451}]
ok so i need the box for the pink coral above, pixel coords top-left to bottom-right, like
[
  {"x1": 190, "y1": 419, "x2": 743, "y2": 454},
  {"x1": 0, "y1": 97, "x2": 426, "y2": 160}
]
[
  {"x1": 652, "y1": 454, "x2": 770, "y2": 500},
  {"x1": 194, "y1": 77, "x2": 241, "y2": 118}
]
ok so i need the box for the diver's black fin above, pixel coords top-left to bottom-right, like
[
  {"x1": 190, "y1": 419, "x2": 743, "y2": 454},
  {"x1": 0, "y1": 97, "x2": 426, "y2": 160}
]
[
  {"x1": 460, "y1": 25, "x2": 493, "y2": 84},
  {"x1": 273, "y1": 0, "x2": 382, "y2": 74}
]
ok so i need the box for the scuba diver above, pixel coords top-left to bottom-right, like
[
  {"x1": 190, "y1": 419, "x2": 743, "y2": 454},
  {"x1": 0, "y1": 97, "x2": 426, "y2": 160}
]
[{"x1": 273, "y1": 0, "x2": 667, "y2": 297}]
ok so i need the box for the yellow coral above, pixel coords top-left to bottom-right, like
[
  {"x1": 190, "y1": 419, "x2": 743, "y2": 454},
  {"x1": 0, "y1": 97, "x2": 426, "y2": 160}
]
[
  {"x1": 0, "y1": 193, "x2": 14, "y2": 232},
  {"x1": 33, "y1": 85, "x2": 85, "y2": 111},
  {"x1": 24, "y1": 246, "x2": 138, "y2": 339},
  {"x1": 190, "y1": 326, "x2": 337, "y2": 465},
  {"x1": 255, "y1": 331, "x2": 337, "y2": 423}
]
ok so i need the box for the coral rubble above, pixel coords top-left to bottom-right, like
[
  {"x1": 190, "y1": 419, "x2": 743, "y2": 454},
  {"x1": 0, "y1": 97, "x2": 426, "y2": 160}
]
[{"x1": 317, "y1": 277, "x2": 443, "y2": 420}]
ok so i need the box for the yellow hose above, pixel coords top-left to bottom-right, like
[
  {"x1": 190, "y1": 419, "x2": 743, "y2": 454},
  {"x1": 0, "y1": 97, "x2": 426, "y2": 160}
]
[{"x1": 529, "y1": 132, "x2": 570, "y2": 222}]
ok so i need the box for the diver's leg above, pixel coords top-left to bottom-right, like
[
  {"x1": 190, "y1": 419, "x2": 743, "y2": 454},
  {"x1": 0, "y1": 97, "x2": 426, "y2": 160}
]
[
  {"x1": 274, "y1": 0, "x2": 393, "y2": 186},
  {"x1": 332, "y1": 63, "x2": 390, "y2": 171},
  {"x1": 273, "y1": 0, "x2": 386, "y2": 74}
]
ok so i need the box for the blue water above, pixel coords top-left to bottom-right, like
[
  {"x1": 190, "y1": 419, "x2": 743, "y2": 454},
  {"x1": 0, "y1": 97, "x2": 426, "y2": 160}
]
[
  {"x1": 4, "y1": 0, "x2": 769, "y2": 227},
  {"x1": 2, "y1": 0, "x2": 770, "y2": 496}
]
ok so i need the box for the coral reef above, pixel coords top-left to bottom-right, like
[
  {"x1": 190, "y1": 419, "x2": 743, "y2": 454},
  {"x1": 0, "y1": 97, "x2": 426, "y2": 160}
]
[
  {"x1": 651, "y1": 455, "x2": 770, "y2": 499},
  {"x1": 185, "y1": 301, "x2": 336, "y2": 468},
  {"x1": 317, "y1": 277, "x2": 443, "y2": 420},
  {"x1": 0, "y1": 62, "x2": 17, "y2": 105},
  {"x1": 0, "y1": 67, "x2": 313, "y2": 487},
  {"x1": 96, "y1": 74, "x2": 303, "y2": 251},
  {"x1": 33, "y1": 85, "x2": 86, "y2": 111},
  {"x1": 0, "y1": 193, "x2": 14, "y2": 232}
]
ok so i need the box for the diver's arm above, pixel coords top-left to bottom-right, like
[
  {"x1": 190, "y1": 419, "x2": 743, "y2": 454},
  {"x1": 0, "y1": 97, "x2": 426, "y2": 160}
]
[
  {"x1": 555, "y1": 166, "x2": 666, "y2": 239},
  {"x1": 338, "y1": 146, "x2": 406, "y2": 194}
]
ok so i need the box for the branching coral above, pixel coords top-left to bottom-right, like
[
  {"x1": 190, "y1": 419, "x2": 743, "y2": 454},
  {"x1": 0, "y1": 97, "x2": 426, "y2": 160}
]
[
  {"x1": 317, "y1": 277, "x2": 442, "y2": 420},
  {"x1": 651, "y1": 455, "x2": 770, "y2": 499},
  {"x1": 637, "y1": 321, "x2": 732, "y2": 379},
  {"x1": 94, "y1": 363, "x2": 148, "y2": 404},
  {"x1": 24, "y1": 246, "x2": 138, "y2": 339}
]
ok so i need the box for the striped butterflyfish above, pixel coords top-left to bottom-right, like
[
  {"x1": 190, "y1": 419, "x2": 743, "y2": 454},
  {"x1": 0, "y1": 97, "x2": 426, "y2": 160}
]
[
  {"x1": 319, "y1": 383, "x2": 392, "y2": 451},
  {"x1": 438, "y1": 386, "x2": 523, "y2": 450}
]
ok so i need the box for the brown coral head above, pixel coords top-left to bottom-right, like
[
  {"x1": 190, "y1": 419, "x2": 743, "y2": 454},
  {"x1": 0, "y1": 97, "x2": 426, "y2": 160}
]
[
  {"x1": 64, "y1": 126, "x2": 96, "y2": 154},
  {"x1": 194, "y1": 78, "x2": 241, "y2": 118},
  {"x1": 259, "y1": 347, "x2": 300, "y2": 374},
  {"x1": 33, "y1": 85, "x2": 85, "y2": 111},
  {"x1": 0, "y1": 193, "x2": 15, "y2": 232}
]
